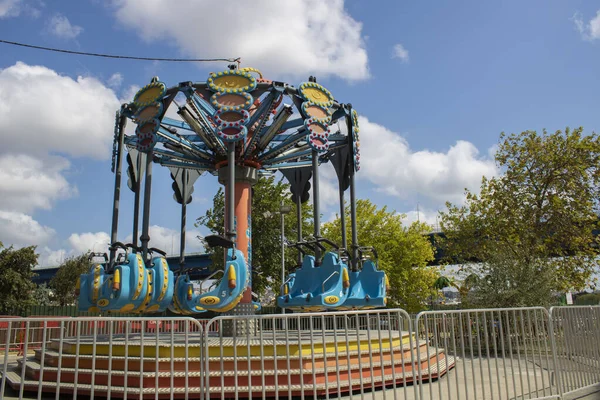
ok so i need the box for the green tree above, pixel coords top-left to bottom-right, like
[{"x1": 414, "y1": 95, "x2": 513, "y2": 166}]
[
  {"x1": 32, "y1": 283, "x2": 54, "y2": 306},
  {"x1": 196, "y1": 176, "x2": 312, "y2": 296},
  {"x1": 322, "y1": 199, "x2": 437, "y2": 313},
  {"x1": 440, "y1": 128, "x2": 600, "y2": 308},
  {"x1": 0, "y1": 242, "x2": 38, "y2": 314},
  {"x1": 50, "y1": 253, "x2": 90, "y2": 306}
]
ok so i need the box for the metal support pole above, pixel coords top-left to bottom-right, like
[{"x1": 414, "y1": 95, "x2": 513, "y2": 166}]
[
  {"x1": 132, "y1": 153, "x2": 141, "y2": 249},
  {"x1": 280, "y1": 200, "x2": 286, "y2": 314},
  {"x1": 296, "y1": 195, "x2": 303, "y2": 266},
  {"x1": 140, "y1": 150, "x2": 153, "y2": 262},
  {"x1": 227, "y1": 142, "x2": 236, "y2": 250},
  {"x1": 109, "y1": 115, "x2": 126, "y2": 266},
  {"x1": 349, "y1": 165, "x2": 359, "y2": 271},
  {"x1": 339, "y1": 182, "x2": 347, "y2": 250},
  {"x1": 179, "y1": 169, "x2": 188, "y2": 270},
  {"x1": 311, "y1": 150, "x2": 321, "y2": 263}
]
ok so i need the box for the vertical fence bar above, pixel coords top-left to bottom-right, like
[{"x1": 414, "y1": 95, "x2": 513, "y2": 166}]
[
  {"x1": 107, "y1": 320, "x2": 114, "y2": 400},
  {"x1": 1, "y1": 321, "x2": 12, "y2": 397},
  {"x1": 18, "y1": 320, "x2": 30, "y2": 400},
  {"x1": 184, "y1": 319, "x2": 189, "y2": 400},
  {"x1": 321, "y1": 314, "x2": 331, "y2": 400},
  {"x1": 36, "y1": 320, "x2": 48, "y2": 400},
  {"x1": 123, "y1": 320, "x2": 130, "y2": 398},
  {"x1": 54, "y1": 320, "x2": 64, "y2": 400},
  {"x1": 548, "y1": 307, "x2": 564, "y2": 397},
  {"x1": 259, "y1": 316, "x2": 266, "y2": 400}
]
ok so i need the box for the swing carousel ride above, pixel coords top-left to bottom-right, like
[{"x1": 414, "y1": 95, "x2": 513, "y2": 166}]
[{"x1": 77, "y1": 65, "x2": 389, "y2": 316}]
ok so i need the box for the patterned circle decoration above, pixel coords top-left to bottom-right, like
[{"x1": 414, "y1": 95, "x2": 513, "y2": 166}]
[
  {"x1": 136, "y1": 118, "x2": 160, "y2": 136},
  {"x1": 301, "y1": 101, "x2": 331, "y2": 123},
  {"x1": 304, "y1": 118, "x2": 331, "y2": 138},
  {"x1": 133, "y1": 81, "x2": 166, "y2": 107},
  {"x1": 211, "y1": 92, "x2": 253, "y2": 111},
  {"x1": 135, "y1": 118, "x2": 159, "y2": 151},
  {"x1": 307, "y1": 133, "x2": 329, "y2": 153},
  {"x1": 207, "y1": 69, "x2": 257, "y2": 93},
  {"x1": 136, "y1": 132, "x2": 156, "y2": 151},
  {"x1": 239, "y1": 67, "x2": 263, "y2": 79},
  {"x1": 135, "y1": 102, "x2": 163, "y2": 123},
  {"x1": 218, "y1": 124, "x2": 248, "y2": 143},
  {"x1": 215, "y1": 109, "x2": 250, "y2": 126},
  {"x1": 298, "y1": 82, "x2": 334, "y2": 107}
]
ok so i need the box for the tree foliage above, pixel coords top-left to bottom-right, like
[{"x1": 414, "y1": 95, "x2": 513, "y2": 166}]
[
  {"x1": 196, "y1": 176, "x2": 312, "y2": 297},
  {"x1": 50, "y1": 253, "x2": 90, "y2": 306},
  {"x1": 0, "y1": 242, "x2": 38, "y2": 314},
  {"x1": 322, "y1": 200, "x2": 437, "y2": 313},
  {"x1": 440, "y1": 128, "x2": 600, "y2": 307}
]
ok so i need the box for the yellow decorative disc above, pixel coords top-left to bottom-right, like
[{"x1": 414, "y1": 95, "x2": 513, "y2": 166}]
[
  {"x1": 133, "y1": 81, "x2": 166, "y2": 107},
  {"x1": 97, "y1": 298, "x2": 109, "y2": 307},
  {"x1": 199, "y1": 296, "x2": 221, "y2": 305},
  {"x1": 299, "y1": 82, "x2": 334, "y2": 107},
  {"x1": 324, "y1": 295, "x2": 340, "y2": 304},
  {"x1": 208, "y1": 70, "x2": 256, "y2": 93}
]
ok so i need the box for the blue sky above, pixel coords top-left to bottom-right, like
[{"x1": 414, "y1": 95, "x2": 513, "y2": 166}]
[{"x1": 1, "y1": 0, "x2": 600, "y2": 267}]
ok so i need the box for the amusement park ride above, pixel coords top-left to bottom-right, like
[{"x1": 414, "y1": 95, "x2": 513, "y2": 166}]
[
  {"x1": 5, "y1": 64, "x2": 455, "y2": 400},
  {"x1": 77, "y1": 65, "x2": 389, "y2": 317}
]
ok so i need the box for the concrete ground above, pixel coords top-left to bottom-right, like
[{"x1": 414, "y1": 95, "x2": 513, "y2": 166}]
[{"x1": 2, "y1": 356, "x2": 599, "y2": 399}]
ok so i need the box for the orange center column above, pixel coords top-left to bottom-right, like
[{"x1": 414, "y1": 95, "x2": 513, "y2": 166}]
[{"x1": 219, "y1": 165, "x2": 258, "y2": 312}]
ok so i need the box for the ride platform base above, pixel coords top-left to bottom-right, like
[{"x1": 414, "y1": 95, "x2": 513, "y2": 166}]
[{"x1": 3, "y1": 329, "x2": 454, "y2": 398}]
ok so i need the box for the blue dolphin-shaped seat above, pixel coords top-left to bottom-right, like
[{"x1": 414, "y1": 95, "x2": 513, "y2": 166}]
[
  {"x1": 143, "y1": 256, "x2": 175, "y2": 313},
  {"x1": 277, "y1": 252, "x2": 350, "y2": 312},
  {"x1": 78, "y1": 252, "x2": 150, "y2": 313},
  {"x1": 341, "y1": 259, "x2": 387, "y2": 309},
  {"x1": 172, "y1": 249, "x2": 249, "y2": 314}
]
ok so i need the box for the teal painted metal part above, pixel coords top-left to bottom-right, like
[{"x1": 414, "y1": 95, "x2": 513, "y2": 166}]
[
  {"x1": 276, "y1": 252, "x2": 349, "y2": 311},
  {"x1": 342, "y1": 260, "x2": 386, "y2": 309},
  {"x1": 171, "y1": 249, "x2": 249, "y2": 314}
]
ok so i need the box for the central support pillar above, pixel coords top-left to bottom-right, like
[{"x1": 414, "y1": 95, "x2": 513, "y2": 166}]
[{"x1": 218, "y1": 165, "x2": 258, "y2": 336}]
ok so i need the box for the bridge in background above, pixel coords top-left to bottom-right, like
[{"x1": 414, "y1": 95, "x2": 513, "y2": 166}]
[
  {"x1": 32, "y1": 252, "x2": 213, "y2": 286},
  {"x1": 32, "y1": 234, "x2": 451, "y2": 286}
]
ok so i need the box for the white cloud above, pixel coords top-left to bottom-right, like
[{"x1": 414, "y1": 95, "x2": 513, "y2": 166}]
[
  {"x1": 0, "y1": 154, "x2": 76, "y2": 214},
  {"x1": 107, "y1": 72, "x2": 123, "y2": 89},
  {"x1": 0, "y1": 0, "x2": 20, "y2": 17},
  {"x1": 358, "y1": 116, "x2": 497, "y2": 205},
  {"x1": 36, "y1": 247, "x2": 67, "y2": 268},
  {"x1": 0, "y1": 0, "x2": 38, "y2": 18},
  {"x1": 0, "y1": 62, "x2": 121, "y2": 159},
  {"x1": 0, "y1": 210, "x2": 55, "y2": 247},
  {"x1": 400, "y1": 209, "x2": 441, "y2": 229},
  {"x1": 392, "y1": 43, "x2": 409, "y2": 63},
  {"x1": 113, "y1": 0, "x2": 369, "y2": 81},
  {"x1": 572, "y1": 11, "x2": 600, "y2": 41},
  {"x1": 47, "y1": 13, "x2": 83, "y2": 39},
  {"x1": 68, "y1": 231, "x2": 111, "y2": 254},
  {"x1": 124, "y1": 225, "x2": 205, "y2": 256}
]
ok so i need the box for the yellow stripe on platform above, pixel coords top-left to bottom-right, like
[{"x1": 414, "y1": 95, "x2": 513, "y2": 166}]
[{"x1": 59, "y1": 333, "x2": 413, "y2": 358}]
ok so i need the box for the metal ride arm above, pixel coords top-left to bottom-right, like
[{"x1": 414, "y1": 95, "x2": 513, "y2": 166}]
[
  {"x1": 322, "y1": 271, "x2": 340, "y2": 293},
  {"x1": 200, "y1": 269, "x2": 225, "y2": 293},
  {"x1": 358, "y1": 246, "x2": 378, "y2": 261}
]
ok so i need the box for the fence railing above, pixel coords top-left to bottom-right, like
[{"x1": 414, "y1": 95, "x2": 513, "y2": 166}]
[
  {"x1": 550, "y1": 305, "x2": 600, "y2": 397},
  {"x1": 0, "y1": 306, "x2": 598, "y2": 400}
]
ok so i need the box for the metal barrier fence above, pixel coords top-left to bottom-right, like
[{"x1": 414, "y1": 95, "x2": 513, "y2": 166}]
[
  {"x1": 203, "y1": 309, "x2": 416, "y2": 400},
  {"x1": 550, "y1": 306, "x2": 600, "y2": 397},
  {"x1": 415, "y1": 307, "x2": 561, "y2": 400},
  {"x1": 0, "y1": 317, "x2": 205, "y2": 400},
  {"x1": 0, "y1": 306, "x2": 599, "y2": 399}
]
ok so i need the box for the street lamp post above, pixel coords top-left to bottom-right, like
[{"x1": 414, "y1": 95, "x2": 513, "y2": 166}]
[{"x1": 279, "y1": 200, "x2": 292, "y2": 314}]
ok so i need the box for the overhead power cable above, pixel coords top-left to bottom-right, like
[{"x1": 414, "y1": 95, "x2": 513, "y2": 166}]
[{"x1": 0, "y1": 39, "x2": 239, "y2": 63}]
